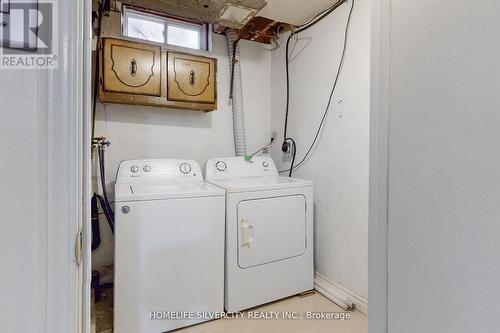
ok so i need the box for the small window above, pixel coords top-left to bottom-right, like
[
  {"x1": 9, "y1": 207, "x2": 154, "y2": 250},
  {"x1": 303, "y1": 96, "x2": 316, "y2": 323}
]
[{"x1": 122, "y1": 6, "x2": 211, "y2": 51}]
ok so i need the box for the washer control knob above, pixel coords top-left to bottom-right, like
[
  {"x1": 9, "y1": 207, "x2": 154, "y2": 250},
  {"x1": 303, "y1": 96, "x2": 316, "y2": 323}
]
[
  {"x1": 216, "y1": 161, "x2": 227, "y2": 172},
  {"x1": 131, "y1": 166, "x2": 139, "y2": 173},
  {"x1": 262, "y1": 161, "x2": 269, "y2": 168},
  {"x1": 143, "y1": 165, "x2": 151, "y2": 172},
  {"x1": 180, "y1": 162, "x2": 192, "y2": 174}
]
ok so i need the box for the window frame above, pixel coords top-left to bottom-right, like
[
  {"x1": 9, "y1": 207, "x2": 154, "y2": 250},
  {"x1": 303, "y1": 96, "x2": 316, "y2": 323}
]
[{"x1": 122, "y1": 6, "x2": 211, "y2": 52}]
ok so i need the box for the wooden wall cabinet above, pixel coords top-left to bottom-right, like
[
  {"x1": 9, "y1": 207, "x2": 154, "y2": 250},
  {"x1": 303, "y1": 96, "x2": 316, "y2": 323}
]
[
  {"x1": 167, "y1": 52, "x2": 216, "y2": 105},
  {"x1": 99, "y1": 38, "x2": 217, "y2": 112},
  {"x1": 102, "y1": 38, "x2": 161, "y2": 96}
]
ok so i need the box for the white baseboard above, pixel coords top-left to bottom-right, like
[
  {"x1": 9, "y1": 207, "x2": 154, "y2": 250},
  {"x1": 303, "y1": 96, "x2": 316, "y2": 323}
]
[{"x1": 314, "y1": 272, "x2": 368, "y2": 315}]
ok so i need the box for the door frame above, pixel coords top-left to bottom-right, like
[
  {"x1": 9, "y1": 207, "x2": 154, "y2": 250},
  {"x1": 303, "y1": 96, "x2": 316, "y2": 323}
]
[
  {"x1": 81, "y1": 0, "x2": 93, "y2": 332},
  {"x1": 29, "y1": 1, "x2": 90, "y2": 332},
  {"x1": 76, "y1": 0, "x2": 393, "y2": 332},
  {"x1": 368, "y1": 0, "x2": 390, "y2": 332}
]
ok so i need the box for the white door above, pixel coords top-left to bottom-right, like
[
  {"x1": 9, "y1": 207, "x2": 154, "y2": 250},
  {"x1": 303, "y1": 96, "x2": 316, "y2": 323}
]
[
  {"x1": 237, "y1": 195, "x2": 307, "y2": 268},
  {"x1": 0, "y1": 1, "x2": 87, "y2": 333}
]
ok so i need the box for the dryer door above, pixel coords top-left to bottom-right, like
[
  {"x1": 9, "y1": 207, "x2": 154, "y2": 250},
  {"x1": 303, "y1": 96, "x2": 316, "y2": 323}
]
[{"x1": 237, "y1": 195, "x2": 307, "y2": 268}]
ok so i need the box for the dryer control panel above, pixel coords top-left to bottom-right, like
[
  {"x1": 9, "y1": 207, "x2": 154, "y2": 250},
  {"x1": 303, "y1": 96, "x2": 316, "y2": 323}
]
[
  {"x1": 205, "y1": 156, "x2": 278, "y2": 180},
  {"x1": 117, "y1": 159, "x2": 202, "y2": 184}
]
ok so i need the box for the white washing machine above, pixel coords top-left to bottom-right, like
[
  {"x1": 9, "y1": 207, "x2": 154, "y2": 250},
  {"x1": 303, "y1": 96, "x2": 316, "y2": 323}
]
[
  {"x1": 205, "y1": 156, "x2": 314, "y2": 312},
  {"x1": 114, "y1": 159, "x2": 225, "y2": 333}
]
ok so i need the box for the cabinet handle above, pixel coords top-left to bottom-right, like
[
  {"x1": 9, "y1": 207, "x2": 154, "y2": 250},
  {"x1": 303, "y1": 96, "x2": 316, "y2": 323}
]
[
  {"x1": 130, "y1": 59, "x2": 137, "y2": 77},
  {"x1": 189, "y1": 70, "x2": 196, "y2": 86}
]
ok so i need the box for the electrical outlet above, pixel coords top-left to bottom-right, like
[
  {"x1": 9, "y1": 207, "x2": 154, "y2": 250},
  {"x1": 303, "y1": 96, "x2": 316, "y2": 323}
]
[{"x1": 282, "y1": 141, "x2": 291, "y2": 154}]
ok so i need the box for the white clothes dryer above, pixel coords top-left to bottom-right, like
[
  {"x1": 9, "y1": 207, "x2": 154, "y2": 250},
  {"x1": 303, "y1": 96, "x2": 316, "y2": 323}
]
[{"x1": 205, "y1": 156, "x2": 314, "y2": 313}]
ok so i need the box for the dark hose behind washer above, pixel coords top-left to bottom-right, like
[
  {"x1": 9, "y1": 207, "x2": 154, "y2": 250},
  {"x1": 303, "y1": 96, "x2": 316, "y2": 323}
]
[
  {"x1": 94, "y1": 193, "x2": 115, "y2": 233},
  {"x1": 91, "y1": 140, "x2": 115, "y2": 236},
  {"x1": 91, "y1": 194, "x2": 101, "y2": 250},
  {"x1": 98, "y1": 145, "x2": 114, "y2": 220}
]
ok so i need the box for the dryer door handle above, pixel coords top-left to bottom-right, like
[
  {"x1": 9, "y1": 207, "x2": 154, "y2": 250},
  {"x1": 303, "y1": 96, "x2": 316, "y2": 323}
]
[{"x1": 240, "y1": 218, "x2": 253, "y2": 248}]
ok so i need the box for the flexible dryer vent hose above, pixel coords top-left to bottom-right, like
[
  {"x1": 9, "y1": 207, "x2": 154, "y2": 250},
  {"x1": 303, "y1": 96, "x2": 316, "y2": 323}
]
[{"x1": 226, "y1": 29, "x2": 247, "y2": 157}]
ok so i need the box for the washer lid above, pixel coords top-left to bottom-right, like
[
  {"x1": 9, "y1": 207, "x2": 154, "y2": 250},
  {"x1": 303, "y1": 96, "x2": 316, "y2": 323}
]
[
  {"x1": 115, "y1": 181, "x2": 225, "y2": 202},
  {"x1": 208, "y1": 176, "x2": 313, "y2": 193}
]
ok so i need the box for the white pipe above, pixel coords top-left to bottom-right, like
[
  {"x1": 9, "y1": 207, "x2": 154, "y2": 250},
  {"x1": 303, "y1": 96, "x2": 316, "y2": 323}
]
[{"x1": 226, "y1": 29, "x2": 247, "y2": 157}]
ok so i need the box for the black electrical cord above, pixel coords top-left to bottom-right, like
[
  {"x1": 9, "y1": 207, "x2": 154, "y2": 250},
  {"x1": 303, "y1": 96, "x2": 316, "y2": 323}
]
[
  {"x1": 282, "y1": 34, "x2": 292, "y2": 148},
  {"x1": 296, "y1": 0, "x2": 348, "y2": 35},
  {"x1": 284, "y1": 138, "x2": 297, "y2": 177},
  {"x1": 282, "y1": 0, "x2": 347, "y2": 145},
  {"x1": 281, "y1": 0, "x2": 354, "y2": 174},
  {"x1": 91, "y1": 0, "x2": 107, "y2": 140}
]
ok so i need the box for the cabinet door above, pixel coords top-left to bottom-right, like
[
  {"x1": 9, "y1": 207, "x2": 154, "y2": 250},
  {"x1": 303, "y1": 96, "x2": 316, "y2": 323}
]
[
  {"x1": 167, "y1": 52, "x2": 216, "y2": 104},
  {"x1": 102, "y1": 38, "x2": 161, "y2": 96}
]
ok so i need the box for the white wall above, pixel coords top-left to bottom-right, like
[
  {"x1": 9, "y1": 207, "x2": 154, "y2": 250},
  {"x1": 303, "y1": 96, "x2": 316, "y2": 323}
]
[
  {"x1": 92, "y1": 34, "x2": 272, "y2": 280},
  {"x1": 381, "y1": 1, "x2": 500, "y2": 332},
  {"x1": 270, "y1": 0, "x2": 370, "y2": 306}
]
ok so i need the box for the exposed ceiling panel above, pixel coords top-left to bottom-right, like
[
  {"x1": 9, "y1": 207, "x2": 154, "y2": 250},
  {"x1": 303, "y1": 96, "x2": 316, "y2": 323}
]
[
  {"x1": 214, "y1": 16, "x2": 289, "y2": 44},
  {"x1": 121, "y1": 0, "x2": 266, "y2": 26},
  {"x1": 259, "y1": 0, "x2": 340, "y2": 26},
  {"x1": 94, "y1": 0, "x2": 342, "y2": 44}
]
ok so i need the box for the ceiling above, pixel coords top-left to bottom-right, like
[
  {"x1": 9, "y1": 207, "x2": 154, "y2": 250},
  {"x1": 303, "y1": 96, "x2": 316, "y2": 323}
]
[
  {"x1": 108, "y1": 0, "x2": 339, "y2": 27},
  {"x1": 120, "y1": 0, "x2": 267, "y2": 24},
  {"x1": 260, "y1": 0, "x2": 340, "y2": 26},
  {"x1": 94, "y1": 0, "x2": 341, "y2": 43}
]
